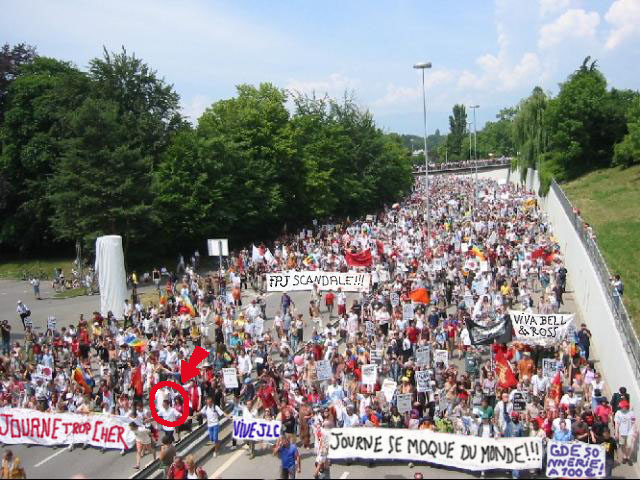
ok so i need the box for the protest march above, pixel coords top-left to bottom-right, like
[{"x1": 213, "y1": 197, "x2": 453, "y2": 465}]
[{"x1": 2, "y1": 172, "x2": 637, "y2": 479}]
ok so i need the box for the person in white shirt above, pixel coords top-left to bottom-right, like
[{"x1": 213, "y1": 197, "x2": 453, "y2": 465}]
[
  {"x1": 341, "y1": 405, "x2": 361, "y2": 428},
  {"x1": 614, "y1": 401, "x2": 636, "y2": 465},
  {"x1": 157, "y1": 398, "x2": 180, "y2": 443},
  {"x1": 531, "y1": 370, "x2": 549, "y2": 398},
  {"x1": 202, "y1": 397, "x2": 227, "y2": 457}
]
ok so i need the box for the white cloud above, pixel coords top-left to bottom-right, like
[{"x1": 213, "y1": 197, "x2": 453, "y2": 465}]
[
  {"x1": 457, "y1": 52, "x2": 542, "y2": 92},
  {"x1": 285, "y1": 73, "x2": 360, "y2": 98},
  {"x1": 604, "y1": 0, "x2": 640, "y2": 50},
  {"x1": 372, "y1": 70, "x2": 453, "y2": 108},
  {"x1": 539, "y1": 0, "x2": 571, "y2": 17},
  {"x1": 182, "y1": 95, "x2": 212, "y2": 124},
  {"x1": 538, "y1": 9, "x2": 600, "y2": 49}
]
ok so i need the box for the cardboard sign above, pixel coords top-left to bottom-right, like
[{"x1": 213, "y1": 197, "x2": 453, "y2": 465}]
[
  {"x1": 546, "y1": 441, "x2": 605, "y2": 478},
  {"x1": 390, "y1": 292, "x2": 400, "y2": 307},
  {"x1": 542, "y1": 358, "x2": 557, "y2": 378},
  {"x1": 415, "y1": 346, "x2": 432, "y2": 366},
  {"x1": 381, "y1": 379, "x2": 397, "y2": 403},
  {"x1": 403, "y1": 303, "x2": 414, "y2": 322},
  {"x1": 434, "y1": 349, "x2": 449, "y2": 368},
  {"x1": 416, "y1": 370, "x2": 432, "y2": 393},
  {"x1": 222, "y1": 368, "x2": 239, "y2": 389},
  {"x1": 362, "y1": 364, "x2": 377, "y2": 386},
  {"x1": 316, "y1": 360, "x2": 332, "y2": 382},
  {"x1": 397, "y1": 393, "x2": 413, "y2": 414},
  {"x1": 370, "y1": 349, "x2": 383, "y2": 364},
  {"x1": 512, "y1": 391, "x2": 527, "y2": 412},
  {"x1": 328, "y1": 428, "x2": 543, "y2": 472}
]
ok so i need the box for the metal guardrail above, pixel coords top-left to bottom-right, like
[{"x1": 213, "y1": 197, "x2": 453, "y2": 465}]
[
  {"x1": 551, "y1": 180, "x2": 640, "y2": 376},
  {"x1": 412, "y1": 158, "x2": 512, "y2": 174}
]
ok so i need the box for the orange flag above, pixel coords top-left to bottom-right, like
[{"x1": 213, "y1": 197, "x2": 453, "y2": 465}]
[
  {"x1": 409, "y1": 287, "x2": 430, "y2": 304},
  {"x1": 550, "y1": 371, "x2": 564, "y2": 405}
]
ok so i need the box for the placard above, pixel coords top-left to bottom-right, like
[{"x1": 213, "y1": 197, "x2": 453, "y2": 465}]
[
  {"x1": 546, "y1": 441, "x2": 605, "y2": 478},
  {"x1": 316, "y1": 360, "x2": 332, "y2": 382},
  {"x1": 362, "y1": 364, "x2": 377, "y2": 386},
  {"x1": 233, "y1": 417, "x2": 281, "y2": 442},
  {"x1": 328, "y1": 428, "x2": 543, "y2": 472},
  {"x1": 416, "y1": 370, "x2": 432, "y2": 393},
  {"x1": 542, "y1": 358, "x2": 557, "y2": 378},
  {"x1": 222, "y1": 368, "x2": 239, "y2": 389},
  {"x1": 381, "y1": 379, "x2": 397, "y2": 403},
  {"x1": 266, "y1": 271, "x2": 371, "y2": 292},
  {"x1": 33, "y1": 365, "x2": 53, "y2": 382},
  {"x1": 390, "y1": 292, "x2": 400, "y2": 307},
  {"x1": 415, "y1": 346, "x2": 432, "y2": 366},
  {"x1": 403, "y1": 303, "x2": 414, "y2": 322},
  {"x1": 365, "y1": 321, "x2": 375, "y2": 336},
  {"x1": 397, "y1": 393, "x2": 412, "y2": 414},
  {"x1": 370, "y1": 349, "x2": 383, "y2": 364},
  {"x1": 434, "y1": 349, "x2": 449, "y2": 368},
  {"x1": 512, "y1": 391, "x2": 526, "y2": 412}
]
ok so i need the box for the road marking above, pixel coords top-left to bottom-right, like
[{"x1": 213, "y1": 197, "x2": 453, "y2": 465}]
[
  {"x1": 340, "y1": 472, "x2": 350, "y2": 479},
  {"x1": 34, "y1": 447, "x2": 67, "y2": 467},
  {"x1": 210, "y1": 447, "x2": 244, "y2": 479}
]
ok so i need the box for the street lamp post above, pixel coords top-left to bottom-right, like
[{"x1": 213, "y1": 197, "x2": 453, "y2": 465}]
[
  {"x1": 469, "y1": 105, "x2": 479, "y2": 215},
  {"x1": 413, "y1": 61, "x2": 432, "y2": 245}
]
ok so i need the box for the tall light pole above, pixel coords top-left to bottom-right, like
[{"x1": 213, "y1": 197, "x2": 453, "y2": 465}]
[
  {"x1": 414, "y1": 61, "x2": 432, "y2": 244},
  {"x1": 469, "y1": 104, "x2": 479, "y2": 216}
]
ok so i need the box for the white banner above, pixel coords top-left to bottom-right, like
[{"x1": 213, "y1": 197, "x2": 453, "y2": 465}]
[
  {"x1": 0, "y1": 408, "x2": 135, "y2": 450},
  {"x1": 222, "y1": 368, "x2": 239, "y2": 389},
  {"x1": 510, "y1": 312, "x2": 576, "y2": 344},
  {"x1": 266, "y1": 271, "x2": 371, "y2": 292},
  {"x1": 232, "y1": 417, "x2": 281, "y2": 442},
  {"x1": 328, "y1": 428, "x2": 543, "y2": 471},
  {"x1": 546, "y1": 441, "x2": 605, "y2": 478}
]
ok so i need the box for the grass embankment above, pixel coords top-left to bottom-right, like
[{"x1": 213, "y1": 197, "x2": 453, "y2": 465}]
[
  {"x1": 0, "y1": 258, "x2": 74, "y2": 281},
  {"x1": 562, "y1": 165, "x2": 640, "y2": 330}
]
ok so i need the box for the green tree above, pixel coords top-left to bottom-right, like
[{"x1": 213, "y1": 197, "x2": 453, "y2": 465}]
[
  {"x1": 0, "y1": 43, "x2": 37, "y2": 121},
  {"x1": 447, "y1": 104, "x2": 467, "y2": 160},
  {"x1": 613, "y1": 96, "x2": 640, "y2": 167},
  {"x1": 512, "y1": 86, "x2": 548, "y2": 182},
  {"x1": 0, "y1": 57, "x2": 90, "y2": 252}
]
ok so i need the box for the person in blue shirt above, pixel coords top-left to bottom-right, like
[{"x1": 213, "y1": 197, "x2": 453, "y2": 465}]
[
  {"x1": 272, "y1": 433, "x2": 301, "y2": 479},
  {"x1": 553, "y1": 420, "x2": 573, "y2": 442}
]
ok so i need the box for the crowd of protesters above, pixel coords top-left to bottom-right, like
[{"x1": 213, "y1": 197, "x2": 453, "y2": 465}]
[{"x1": 3, "y1": 173, "x2": 637, "y2": 479}]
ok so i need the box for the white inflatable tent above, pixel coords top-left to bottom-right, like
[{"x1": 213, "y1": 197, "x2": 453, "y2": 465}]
[{"x1": 95, "y1": 235, "x2": 127, "y2": 319}]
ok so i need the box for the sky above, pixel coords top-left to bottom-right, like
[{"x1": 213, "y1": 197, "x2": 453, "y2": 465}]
[{"x1": 2, "y1": 0, "x2": 639, "y2": 135}]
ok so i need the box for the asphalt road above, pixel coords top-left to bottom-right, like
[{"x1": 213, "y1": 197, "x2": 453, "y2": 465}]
[{"x1": 1, "y1": 279, "x2": 357, "y2": 479}]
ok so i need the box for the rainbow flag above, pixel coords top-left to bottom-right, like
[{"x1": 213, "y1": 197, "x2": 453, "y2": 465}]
[
  {"x1": 471, "y1": 245, "x2": 486, "y2": 261},
  {"x1": 182, "y1": 294, "x2": 196, "y2": 317},
  {"x1": 73, "y1": 367, "x2": 93, "y2": 395},
  {"x1": 125, "y1": 334, "x2": 147, "y2": 349},
  {"x1": 303, "y1": 255, "x2": 315, "y2": 267}
]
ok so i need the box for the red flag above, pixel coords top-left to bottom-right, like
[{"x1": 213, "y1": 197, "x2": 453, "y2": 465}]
[
  {"x1": 550, "y1": 371, "x2": 563, "y2": 405},
  {"x1": 131, "y1": 366, "x2": 143, "y2": 397},
  {"x1": 532, "y1": 247, "x2": 555, "y2": 265},
  {"x1": 376, "y1": 240, "x2": 385, "y2": 256},
  {"x1": 495, "y1": 349, "x2": 518, "y2": 389},
  {"x1": 345, "y1": 249, "x2": 373, "y2": 267},
  {"x1": 409, "y1": 288, "x2": 430, "y2": 304}
]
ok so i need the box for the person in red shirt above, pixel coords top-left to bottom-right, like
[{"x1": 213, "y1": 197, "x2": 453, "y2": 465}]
[
  {"x1": 324, "y1": 290, "x2": 335, "y2": 317},
  {"x1": 257, "y1": 382, "x2": 277, "y2": 415},
  {"x1": 167, "y1": 456, "x2": 188, "y2": 479},
  {"x1": 406, "y1": 321, "x2": 419, "y2": 345},
  {"x1": 78, "y1": 327, "x2": 91, "y2": 361}
]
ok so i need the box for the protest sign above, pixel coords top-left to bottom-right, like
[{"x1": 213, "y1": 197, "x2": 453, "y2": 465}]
[
  {"x1": 0, "y1": 408, "x2": 135, "y2": 450},
  {"x1": 510, "y1": 312, "x2": 576, "y2": 344},
  {"x1": 370, "y1": 349, "x2": 383, "y2": 364},
  {"x1": 233, "y1": 417, "x2": 281, "y2": 442},
  {"x1": 390, "y1": 292, "x2": 400, "y2": 307},
  {"x1": 415, "y1": 346, "x2": 432, "y2": 366},
  {"x1": 266, "y1": 271, "x2": 371, "y2": 292},
  {"x1": 365, "y1": 321, "x2": 375, "y2": 336},
  {"x1": 316, "y1": 360, "x2": 332, "y2": 382},
  {"x1": 328, "y1": 427, "x2": 543, "y2": 471},
  {"x1": 222, "y1": 368, "x2": 239, "y2": 389},
  {"x1": 464, "y1": 295, "x2": 474, "y2": 311},
  {"x1": 254, "y1": 317, "x2": 264, "y2": 337},
  {"x1": 381, "y1": 379, "x2": 397, "y2": 403},
  {"x1": 416, "y1": 370, "x2": 432, "y2": 393},
  {"x1": 33, "y1": 365, "x2": 53, "y2": 382},
  {"x1": 402, "y1": 303, "x2": 414, "y2": 322},
  {"x1": 546, "y1": 441, "x2": 605, "y2": 479},
  {"x1": 542, "y1": 358, "x2": 557, "y2": 378},
  {"x1": 397, "y1": 393, "x2": 412, "y2": 414},
  {"x1": 362, "y1": 364, "x2": 377, "y2": 385},
  {"x1": 434, "y1": 350, "x2": 449, "y2": 367},
  {"x1": 512, "y1": 391, "x2": 526, "y2": 412}
]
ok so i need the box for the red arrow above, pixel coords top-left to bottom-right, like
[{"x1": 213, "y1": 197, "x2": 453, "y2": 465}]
[{"x1": 180, "y1": 346, "x2": 209, "y2": 383}]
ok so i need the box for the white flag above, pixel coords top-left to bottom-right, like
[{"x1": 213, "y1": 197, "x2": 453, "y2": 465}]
[{"x1": 252, "y1": 245, "x2": 264, "y2": 263}]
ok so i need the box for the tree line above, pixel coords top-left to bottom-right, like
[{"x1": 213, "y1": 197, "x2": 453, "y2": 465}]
[{"x1": 0, "y1": 44, "x2": 413, "y2": 263}]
